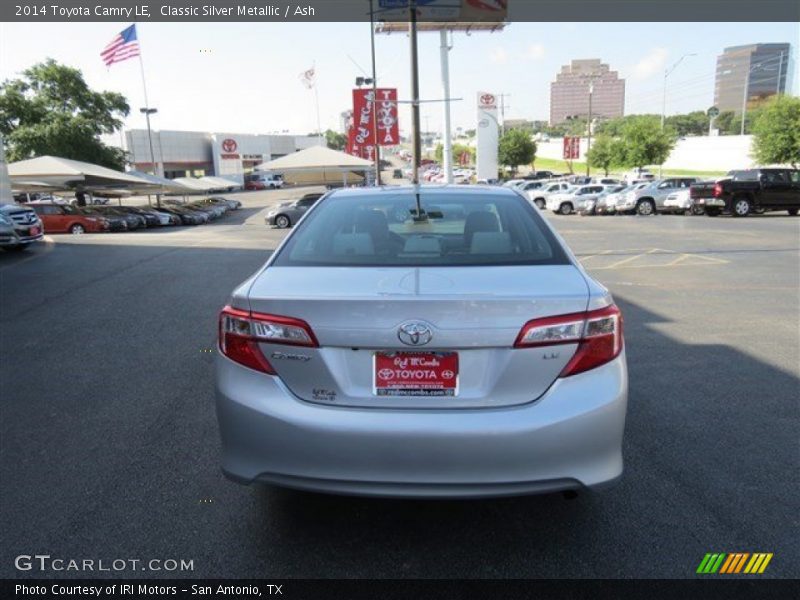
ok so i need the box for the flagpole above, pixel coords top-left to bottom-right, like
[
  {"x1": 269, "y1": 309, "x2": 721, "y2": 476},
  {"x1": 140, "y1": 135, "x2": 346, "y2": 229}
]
[
  {"x1": 135, "y1": 26, "x2": 159, "y2": 206},
  {"x1": 314, "y1": 83, "x2": 323, "y2": 146}
]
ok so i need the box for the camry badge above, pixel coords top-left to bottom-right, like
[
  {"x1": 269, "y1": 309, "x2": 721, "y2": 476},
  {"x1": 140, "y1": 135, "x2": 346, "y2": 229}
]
[{"x1": 397, "y1": 321, "x2": 433, "y2": 346}]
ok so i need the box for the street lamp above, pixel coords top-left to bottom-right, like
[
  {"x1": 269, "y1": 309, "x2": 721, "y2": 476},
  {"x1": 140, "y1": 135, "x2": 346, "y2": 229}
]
[
  {"x1": 661, "y1": 53, "x2": 696, "y2": 130},
  {"x1": 139, "y1": 107, "x2": 158, "y2": 206},
  {"x1": 586, "y1": 81, "x2": 593, "y2": 176}
]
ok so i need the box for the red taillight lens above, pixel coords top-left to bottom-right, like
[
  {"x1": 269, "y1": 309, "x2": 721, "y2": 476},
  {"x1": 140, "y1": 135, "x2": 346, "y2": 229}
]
[
  {"x1": 713, "y1": 183, "x2": 723, "y2": 197},
  {"x1": 514, "y1": 305, "x2": 623, "y2": 377},
  {"x1": 218, "y1": 306, "x2": 318, "y2": 374}
]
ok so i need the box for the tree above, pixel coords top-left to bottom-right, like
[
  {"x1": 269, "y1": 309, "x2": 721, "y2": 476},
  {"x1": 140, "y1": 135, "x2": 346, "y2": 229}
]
[
  {"x1": 714, "y1": 110, "x2": 736, "y2": 135},
  {"x1": 434, "y1": 143, "x2": 474, "y2": 165},
  {"x1": 752, "y1": 95, "x2": 800, "y2": 168},
  {"x1": 586, "y1": 135, "x2": 620, "y2": 176},
  {"x1": 498, "y1": 129, "x2": 536, "y2": 175},
  {"x1": 665, "y1": 111, "x2": 709, "y2": 137},
  {"x1": 0, "y1": 59, "x2": 129, "y2": 169},
  {"x1": 617, "y1": 118, "x2": 676, "y2": 170},
  {"x1": 324, "y1": 129, "x2": 347, "y2": 151}
]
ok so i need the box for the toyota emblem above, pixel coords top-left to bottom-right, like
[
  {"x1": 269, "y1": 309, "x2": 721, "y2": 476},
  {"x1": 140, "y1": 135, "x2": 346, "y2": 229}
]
[
  {"x1": 221, "y1": 138, "x2": 237, "y2": 153},
  {"x1": 397, "y1": 321, "x2": 433, "y2": 346}
]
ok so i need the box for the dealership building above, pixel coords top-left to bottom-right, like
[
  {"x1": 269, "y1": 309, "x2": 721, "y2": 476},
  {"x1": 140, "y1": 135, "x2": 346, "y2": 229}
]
[{"x1": 125, "y1": 129, "x2": 323, "y2": 183}]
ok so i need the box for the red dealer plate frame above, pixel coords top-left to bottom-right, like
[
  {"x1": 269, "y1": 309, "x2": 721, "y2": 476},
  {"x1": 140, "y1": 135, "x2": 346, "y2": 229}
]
[{"x1": 373, "y1": 351, "x2": 459, "y2": 397}]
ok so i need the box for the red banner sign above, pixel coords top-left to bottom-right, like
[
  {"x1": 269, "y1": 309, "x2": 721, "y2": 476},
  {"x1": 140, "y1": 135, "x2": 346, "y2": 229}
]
[
  {"x1": 563, "y1": 136, "x2": 580, "y2": 160},
  {"x1": 349, "y1": 88, "x2": 399, "y2": 159}
]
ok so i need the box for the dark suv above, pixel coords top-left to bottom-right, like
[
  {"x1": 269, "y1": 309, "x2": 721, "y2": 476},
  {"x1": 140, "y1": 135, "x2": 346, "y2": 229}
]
[{"x1": 690, "y1": 168, "x2": 800, "y2": 217}]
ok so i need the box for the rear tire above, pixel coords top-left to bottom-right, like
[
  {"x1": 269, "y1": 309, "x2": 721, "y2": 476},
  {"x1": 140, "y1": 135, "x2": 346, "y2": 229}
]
[
  {"x1": 691, "y1": 204, "x2": 705, "y2": 216},
  {"x1": 705, "y1": 208, "x2": 721, "y2": 217},
  {"x1": 70, "y1": 224, "x2": 85, "y2": 234},
  {"x1": 732, "y1": 196, "x2": 751, "y2": 218},
  {"x1": 275, "y1": 214, "x2": 291, "y2": 228},
  {"x1": 636, "y1": 199, "x2": 655, "y2": 216},
  {"x1": 558, "y1": 202, "x2": 573, "y2": 215},
  {"x1": 4, "y1": 244, "x2": 27, "y2": 252},
  {"x1": 787, "y1": 208, "x2": 798, "y2": 216},
  {"x1": 534, "y1": 199, "x2": 545, "y2": 210}
]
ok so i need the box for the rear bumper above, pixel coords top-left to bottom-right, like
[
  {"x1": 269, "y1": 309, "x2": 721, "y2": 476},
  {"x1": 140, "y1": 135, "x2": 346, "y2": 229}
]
[
  {"x1": 215, "y1": 351, "x2": 628, "y2": 498},
  {"x1": 694, "y1": 197, "x2": 725, "y2": 208}
]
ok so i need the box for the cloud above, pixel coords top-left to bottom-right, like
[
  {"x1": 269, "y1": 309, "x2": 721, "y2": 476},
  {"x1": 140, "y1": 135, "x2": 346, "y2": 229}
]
[
  {"x1": 489, "y1": 47, "x2": 508, "y2": 64},
  {"x1": 632, "y1": 48, "x2": 669, "y2": 79},
  {"x1": 525, "y1": 43, "x2": 545, "y2": 61}
]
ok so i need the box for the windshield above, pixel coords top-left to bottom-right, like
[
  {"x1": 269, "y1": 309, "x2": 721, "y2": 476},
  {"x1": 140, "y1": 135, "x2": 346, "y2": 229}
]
[{"x1": 273, "y1": 191, "x2": 570, "y2": 267}]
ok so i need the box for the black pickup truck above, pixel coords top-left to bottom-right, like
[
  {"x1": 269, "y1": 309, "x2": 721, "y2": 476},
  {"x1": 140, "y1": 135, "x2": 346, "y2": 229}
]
[{"x1": 690, "y1": 168, "x2": 800, "y2": 217}]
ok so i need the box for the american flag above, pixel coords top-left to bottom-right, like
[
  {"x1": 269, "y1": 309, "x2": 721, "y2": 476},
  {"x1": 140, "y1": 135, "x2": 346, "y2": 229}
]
[{"x1": 101, "y1": 24, "x2": 140, "y2": 67}]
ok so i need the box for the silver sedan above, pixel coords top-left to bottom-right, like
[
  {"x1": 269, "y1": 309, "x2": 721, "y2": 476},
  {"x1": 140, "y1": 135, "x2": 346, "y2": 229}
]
[{"x1": 216, "y1": 186, "x2": 628, "y2": 498}]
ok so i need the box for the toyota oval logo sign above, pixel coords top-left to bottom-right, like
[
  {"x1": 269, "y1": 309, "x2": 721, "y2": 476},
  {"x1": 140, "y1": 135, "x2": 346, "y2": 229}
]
[
  {"x1": 397, "y1": 321, "x2": 433, "y2": 347},
  {"x1": 221, "y1": 138, "x2": 238, "y2": 153},
  {"x1": 480, "y1": 94, "x2": 496, "y2": 107}
]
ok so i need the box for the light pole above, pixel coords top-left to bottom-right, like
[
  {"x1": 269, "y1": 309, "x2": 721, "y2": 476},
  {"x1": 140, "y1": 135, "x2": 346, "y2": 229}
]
[
  {"x1": 139, "y1": 107, "x2": 158, "y2": 206},
  {"x1": 586, "y1": 81, "x2": 593, "y2": 176},
  {"x1": 368, "y1": 0, "x2": 381, "y2": 186},
  {"x1": 661, "y1": 53, "x2": 696, "y2": 131}
]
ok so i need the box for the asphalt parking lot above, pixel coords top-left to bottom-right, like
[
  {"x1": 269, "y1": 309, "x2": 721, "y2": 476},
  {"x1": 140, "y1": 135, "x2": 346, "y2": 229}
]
[{"x1": 1, "y1": 189, "x2": 798, "y2": 579}]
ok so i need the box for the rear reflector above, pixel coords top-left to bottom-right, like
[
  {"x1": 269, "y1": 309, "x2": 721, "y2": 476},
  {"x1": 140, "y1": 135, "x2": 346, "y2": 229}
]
[
  {"x1": 514, "y1": 304, "x2": 623, "y2": 377},
  {"x1": 219, "y1": 306, "x2": 318, "y2": 374}
]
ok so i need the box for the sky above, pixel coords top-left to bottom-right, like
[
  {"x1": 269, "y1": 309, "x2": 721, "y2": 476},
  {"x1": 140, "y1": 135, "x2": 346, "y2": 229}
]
[{"x1": 0, "y1": 21, "x2": 798, "y2": 140}]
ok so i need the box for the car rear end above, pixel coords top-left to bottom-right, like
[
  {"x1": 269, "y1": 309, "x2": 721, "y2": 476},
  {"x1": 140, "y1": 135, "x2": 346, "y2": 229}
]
[
  {"x1": 215, "y1": 187, "x2": 627, "y2": 498},
  {"x1": 690, "y1": 180, "x2": 727, "y2": 211},
  {"x1": 662, "y1": 189, "x2": 692, "y2": 214}
]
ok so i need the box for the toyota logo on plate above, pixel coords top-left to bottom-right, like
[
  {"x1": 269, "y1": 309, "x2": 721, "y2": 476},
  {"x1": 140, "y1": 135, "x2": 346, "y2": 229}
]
[
  {"x1": 397, "y1": 321, "x2": 433, "y2": 346},
  {"x1": 221, "y1": 138, "x2": 237, "y2": 153}
]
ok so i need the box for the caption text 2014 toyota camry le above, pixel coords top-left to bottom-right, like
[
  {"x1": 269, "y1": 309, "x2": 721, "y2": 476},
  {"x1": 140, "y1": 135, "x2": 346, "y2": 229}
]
[{"x1": 215, "y1": 185, "x2": 628, "y2": 498}]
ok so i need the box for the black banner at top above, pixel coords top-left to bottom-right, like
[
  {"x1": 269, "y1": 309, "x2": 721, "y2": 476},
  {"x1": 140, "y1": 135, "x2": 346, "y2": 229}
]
[{"x1": 1, "y1": 0, "x2": 799, "y2": 22}]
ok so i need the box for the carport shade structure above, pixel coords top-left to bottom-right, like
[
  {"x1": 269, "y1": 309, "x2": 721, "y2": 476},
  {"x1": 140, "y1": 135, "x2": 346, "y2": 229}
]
[
  {"x1": 7, "y1": 156, "x2": 159, "y2": 195},
  {"x1": 255, "y1": 146, "x2": 374, "y2": 186}
]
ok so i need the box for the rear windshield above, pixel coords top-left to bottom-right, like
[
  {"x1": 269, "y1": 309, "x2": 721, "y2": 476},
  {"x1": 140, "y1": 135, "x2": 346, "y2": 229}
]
[{"x1": 272, "y1": 191, "x2": 570, "y2": 267}]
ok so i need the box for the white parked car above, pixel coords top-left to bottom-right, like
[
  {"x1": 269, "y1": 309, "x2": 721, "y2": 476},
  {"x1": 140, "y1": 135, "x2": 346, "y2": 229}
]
[
  {"x1": 529, "y1": 182, "x2": 572, "y2": 210},
  {"x1": 546, "y1": 184, "x2": 607, "y2": 215},
  {"x1": 662, "y1": 189, "x2": 702, "y2": 215}
]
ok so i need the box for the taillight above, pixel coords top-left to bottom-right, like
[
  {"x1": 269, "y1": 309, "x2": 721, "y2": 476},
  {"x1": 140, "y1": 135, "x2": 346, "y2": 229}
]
[
  {"x1": 218, "y1": 306, "x2": 318, "y2": 374},
  {"x1": 713, "y1": 183, "x2": 723, "y2": 197},
  {"x1": 514, "y1": 305, "x2": 623, "y2": 377}
]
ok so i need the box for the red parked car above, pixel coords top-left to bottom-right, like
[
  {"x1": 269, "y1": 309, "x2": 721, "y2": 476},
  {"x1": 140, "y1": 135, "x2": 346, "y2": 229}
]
[{"x1": 30, "y1": 203, "x2": 110, "y2": 234}]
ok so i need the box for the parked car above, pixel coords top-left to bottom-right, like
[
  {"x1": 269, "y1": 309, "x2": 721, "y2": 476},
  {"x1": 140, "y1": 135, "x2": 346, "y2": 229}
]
[
  {"x1": 114, "y1": 206, "x2": 162, "y2": 227},
  {"x1": 592, "y1": 177, "x2": 621, "y2": 185},
  {"x1": 662, "y1": 189, "x2": 702, "y2": 215},
  {"x1": 517, "y1": 180, "x2": 547, "y2": 195},
  {"x1": 155, "y1": 205, "x2": 207, "y2": 225},
  {"x1": 246, "y1": 173, "x2": 284, "y2": 190},
  {"x1": 547, "y1": 184, "x2": 608, "y2": 215},
  {"x1": 623, "y1": 169, "x2": 655, "y2": 184},
  {"x1": 78, "y1": 207, "x2": 128, "y2": 231},
  {"x1": 529, "y1": 181, "x2": 573, "y2": 209},
  {"x1": 583, "y1": 185, "x2": 627, "y2": 215},
  {"x1": 208, "y1": 196, "x2": 242, "y2": 210},
  {"x1": 614, "y1": 178, "x2": 697, "y2": 215},
  {"x1": 90, "y1": 206, "x2": 146, "y2": 230},
  {"x1": 524, "y1": 171, "x2": 555, "y2": 180},
  {"x1": 265, "y1": 193, "x2": 323, "y2": 228},
  {"x1": 150, "y1": 209, "x2": 182, "y2": 226},
  {"x1": 216, "y1": 185, "x2": 627, "y2": 497},
  {"x1": 0, "y1": 204, "x2": 44, "y2": 250},
  {"x1": 690, "y1": 168, "x2": 800, "y2": 217},
  {"x1": 29, "y1": 203, "x2": 110, "y2": 234},
  {"x1": 597, "y1": 184, "x2": 647, "y2": 215}
]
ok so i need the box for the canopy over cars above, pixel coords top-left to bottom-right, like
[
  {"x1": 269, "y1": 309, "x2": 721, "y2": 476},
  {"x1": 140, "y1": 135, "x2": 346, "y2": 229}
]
[
  {"x1": 8, "y1": 155, "x2": 158, "y2": 194},
  {"x1": 255, "y1": 146, "x2": 373, "y2": 186}
]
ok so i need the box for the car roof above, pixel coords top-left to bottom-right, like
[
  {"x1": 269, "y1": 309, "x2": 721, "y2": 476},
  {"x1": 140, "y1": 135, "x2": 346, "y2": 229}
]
[{"x1": 326, "y1": 184, "x2": 522, "y2": 200}]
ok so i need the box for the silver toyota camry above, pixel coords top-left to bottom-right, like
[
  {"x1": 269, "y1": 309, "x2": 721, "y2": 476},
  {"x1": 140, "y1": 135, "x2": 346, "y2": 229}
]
[{"x1": 215, "y1": 185, "x2": 628, "y2": 498}]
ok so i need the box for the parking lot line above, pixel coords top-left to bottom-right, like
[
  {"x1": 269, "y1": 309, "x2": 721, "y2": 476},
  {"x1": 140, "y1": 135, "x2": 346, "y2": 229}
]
[{"x1": 603, "y1": 248, "x2": 659, "y2": 269}]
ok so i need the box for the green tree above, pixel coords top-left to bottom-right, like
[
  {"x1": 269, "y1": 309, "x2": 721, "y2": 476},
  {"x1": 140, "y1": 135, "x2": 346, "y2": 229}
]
[
  {"x1": 0, "y1": 59, "x2": 129, "y2": 169},
  {"x1": 752, "y1": 95, "x2": 800, "y2": 168},
  {"x1": 617, "y1": 118, "x2": 676, "y2": 170},
  {"x1": 586, "y1": 135, "x2": 619, "y2": 176},
  {"x1": 665, "y1": 111, "x2": 709, "y2": 137},
  {"x1": 434, "y1": 143, "x2": 474, "y2": 165},
  {"x1": 714, "y1": 110, "x2": 736, "y2": 134},
  {"x1": 324, "y1": 129, "x2": 347, "y2": 151},
  {"x1": 498, "y1": 129, "x2": 536, "y2": 175}
]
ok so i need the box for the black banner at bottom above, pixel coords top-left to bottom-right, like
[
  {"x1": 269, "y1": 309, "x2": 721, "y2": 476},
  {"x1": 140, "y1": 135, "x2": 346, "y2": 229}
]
[{"x1": 3, "y1": 579, "x2": 798, "y2": 600}]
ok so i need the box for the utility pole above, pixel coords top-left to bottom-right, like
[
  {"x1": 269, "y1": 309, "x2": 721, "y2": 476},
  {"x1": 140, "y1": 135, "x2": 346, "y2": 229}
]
[
  {"x1": 776, "y1": 50, "x2": 784, "y2": 95},
  {"x1": 139, "y1": 107, "x2": 159, "y2": 207},
  {"x1": 741, "y1": 67, "x2": 751, "y2": 136},
  {"x1": 369, "y1": 0, "x2": 381, "y2": 186},
  {"x1": 498, "y1": 93, "x2": 511, "y2": 135},
  {"x1": 440, "y1": 29, "x2": 453, "y2": 184}
]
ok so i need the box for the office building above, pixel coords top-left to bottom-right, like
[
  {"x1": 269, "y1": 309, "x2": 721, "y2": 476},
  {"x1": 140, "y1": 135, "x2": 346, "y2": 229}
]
[
  {"x1": 714, "y1": 43, "x2": 792, "y2": 114},
  {"x1": 550, "y1": 59, "x2": 625, "y2": 125}
]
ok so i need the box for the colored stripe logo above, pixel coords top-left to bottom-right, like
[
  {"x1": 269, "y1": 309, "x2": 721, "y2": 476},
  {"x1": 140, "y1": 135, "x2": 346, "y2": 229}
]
[{"x1": 697, "y1": 553, "x2": 773, "y2": 574}]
